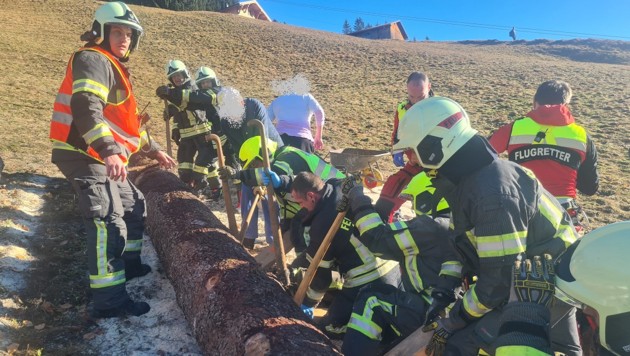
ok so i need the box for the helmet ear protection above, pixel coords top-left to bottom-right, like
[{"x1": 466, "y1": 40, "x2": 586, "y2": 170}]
[{"x1": 417, "y1": 135, "x2": 444, "y2": 168}]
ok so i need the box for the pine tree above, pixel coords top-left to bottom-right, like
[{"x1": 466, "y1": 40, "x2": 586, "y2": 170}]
[
  {"x1": 353, "y1": 17, "x2": 365, "y2": 32},
  {"x1": 342, "y1": 20, "x2": 352, "y2": 34}
]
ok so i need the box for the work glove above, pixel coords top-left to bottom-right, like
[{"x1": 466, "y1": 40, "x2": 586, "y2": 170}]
[
  {"x1": 301, "y1": 304, "x2": 314, "y2": 319},
  {"x1": 252, "y1": 185, "x2": 267, "y2": 196},
  {"x1": 171, "y1": 128, "x2": 180, "y2": 146},
  {"x1": 256, "y1": 168, "x2": 281, "y2": 188},
  {"x1": 139, "y1": 112, "x2": 151, "y2": 125},
  {"x1": 512, "y1": 254, "x2": 555, "y2": 307},
  {"x1": 392, "y1": 152, "x2": 405, "y2": 167},
  {"x1": 336, "y1": 175, "x2": 362, "y2": 212},
  {"x1": 156, "y1": 85, "x2": 170, "y2": 99},
  {"x1": 422, "y1": 320, "x2": 454, "y2": 356},
  {"x1": 424, "y1": 287, "x2": 456, "y2": 326},
  {"x1": 218, "y1": 166, "x2": 239, "y2": 181}
]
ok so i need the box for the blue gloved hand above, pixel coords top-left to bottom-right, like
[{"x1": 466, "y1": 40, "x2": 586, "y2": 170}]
[
  {"x1": 392, "y1": 152, "x2": 405, "y2": 167},
  {"x1": 261, "y1": 169, "x2": 281, "y2": 188},
  {"x1": 301, "y1": 304, "x2": 314, "y2": 319}
]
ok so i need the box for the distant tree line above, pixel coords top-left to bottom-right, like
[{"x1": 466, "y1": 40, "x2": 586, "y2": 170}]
[
  {"x1": 124, "y1": 0, "x2": 239, "y2": 11},
  {"x1": 342, "y1": 17, "x2": 379, "y2": 34}
]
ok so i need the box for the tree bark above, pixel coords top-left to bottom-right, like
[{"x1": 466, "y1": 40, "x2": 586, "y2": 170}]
[{"x1": 129, "y1": 163, "x2": 340, "y2": 355}]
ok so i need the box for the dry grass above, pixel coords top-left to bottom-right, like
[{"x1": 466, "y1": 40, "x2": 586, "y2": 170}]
[{"x1": 1, "y1": 1, "x2": 629, "y2": 223}]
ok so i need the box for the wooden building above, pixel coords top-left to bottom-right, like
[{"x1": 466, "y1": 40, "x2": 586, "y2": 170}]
[
  {"x1": 348, "y1": 21, "x2": 408, "y2": 41},
  {"x1": 221, "y1": 0, "x2": 271, "y2": 21}
]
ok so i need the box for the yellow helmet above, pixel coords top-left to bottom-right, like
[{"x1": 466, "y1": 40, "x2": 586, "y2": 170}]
[
  {"x1": 239, "y1": 136, "x2": 278, "y2": 169},
  {"x1": 91, "y1": 2, "x2": 143, "y2": 55},
  {"x1": 399, "y1": 171, "x2": 449, "y2": 216}
]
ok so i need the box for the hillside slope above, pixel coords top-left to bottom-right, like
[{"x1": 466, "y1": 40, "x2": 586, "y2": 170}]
[{"x1": 1, "y1": 0, "x2": 629, "y2": 228}]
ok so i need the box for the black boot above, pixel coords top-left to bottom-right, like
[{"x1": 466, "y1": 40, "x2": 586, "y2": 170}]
[
  {"x1": 90, "y1": 299, "x2": 151, "y2": 318},
  {"x1": 125, "y1": 259, "x2": 152, "y2": 281}
]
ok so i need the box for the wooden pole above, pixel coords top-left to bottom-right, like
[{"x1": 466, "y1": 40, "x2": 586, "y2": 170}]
[
  {"x1": 238, "y1": 189, "x2": 262, "y2": 243},
  {"x1": 246, "y1": 120, "x2": 290, "y2": 286},
  {"x1": 293, "y1": 211, "x2": 347, "y2": 305},
  {"x1": 163, "y1": 98, "x2": 172, "y2": 157},
  {"x1": 209, "y1": 134, "x2": 238, "y2": 235}
]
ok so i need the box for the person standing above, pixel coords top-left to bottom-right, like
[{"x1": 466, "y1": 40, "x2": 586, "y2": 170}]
[
  {"x1": 489, "y1": 80, "x2": 599, "y2": 231},
  {"x1": 374, "y1": 72, "x2": 432, "y2": 222},
  {"x1": 156, "y1": 60, "x2": 221, "y2": 198},
  {"x1": 50, "y1": 2, "x2": 175, "y2": 318},
  {"x1": 267, "y1": 75, "x2": 325, "y2": 153},
  {"x1": 215, "y1": 87, "x2": 284, "y2": 249},
  {"x1": 393, "y1": 97, "x2": 581, "y2": 355}
]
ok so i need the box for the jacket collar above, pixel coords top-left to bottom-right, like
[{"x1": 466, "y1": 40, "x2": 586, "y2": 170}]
[{"x1": 526, "y1": 105, "x2": 575, "y2": 126}]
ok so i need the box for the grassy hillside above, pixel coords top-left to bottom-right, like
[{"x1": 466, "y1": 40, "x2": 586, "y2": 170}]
[{"x1": 1, "y1": 0, "x2": 629, "y2": 228}]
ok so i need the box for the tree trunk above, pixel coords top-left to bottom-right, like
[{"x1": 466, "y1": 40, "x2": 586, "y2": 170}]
[{"x1": 129, "y1": 163, "x2": 340, "y2": 355}]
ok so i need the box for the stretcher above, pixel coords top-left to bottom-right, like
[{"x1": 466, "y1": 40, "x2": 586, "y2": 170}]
[{"x1": 329, "y1": 148, "x2": 390, "y2": 189}]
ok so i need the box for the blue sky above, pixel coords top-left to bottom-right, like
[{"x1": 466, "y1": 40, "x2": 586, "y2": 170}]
[{"x1": 257, "y1": 0, "x2": 630, "y2": 42}]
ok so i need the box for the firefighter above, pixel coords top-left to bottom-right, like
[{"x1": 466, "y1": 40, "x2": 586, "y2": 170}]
[
  {"x1": 490, "y1": 80, "x2": 599, "y2": 232},
  {"x1": 497, "y1": 221, "x2": 630, "y2": 356},
  {"x1": 156, "y1": 60, "x2": 221, "y2": 198},
  {"x1": 263, "y1": 171, "x2": 401, "y2": 338},
  {"x1": 214, "y1": 87, "x2": 285, "y2": 249},
  {"x1": 374, "y1": 72, "x2": 433, "y2": 223},
  {"x1": 335, "y1": 176, "x2": 463, "y2": 356},
  {"x1": 218, "y1": 136, "x2": 345, "y2": 250},
  {"x1": 393, "y1": 97, "x2": 581, "y2": 355},
  {"x1": 50, "y1": 2, "x2": 175, "y2": 318}
]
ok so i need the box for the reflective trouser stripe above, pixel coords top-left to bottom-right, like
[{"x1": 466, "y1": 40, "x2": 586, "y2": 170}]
[
  {"x1": 90, "y1": 269, "x2": 126, "y2": 289},
  {"x1": 306, "y1": 287, "x2": 326, "y2": 303},
  {"x1": 347, "y1": 296, "x2": 394, "y2": 339},
  {"x1": 179, "y1": 162, "x2": 194, "y2": 170},
  {"x1": 94, "y1": 219, "x2": 108, "y2": 275},
  {"x1": 125, "y1": 238, "x2": 143, "y2": 252},
  {"x1": 193, "y1": 165, "x2": 209, "y2": 175}
]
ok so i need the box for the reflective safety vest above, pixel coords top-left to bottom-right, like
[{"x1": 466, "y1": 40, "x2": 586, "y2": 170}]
[
  {"x1": 396, "y1": 101, "x2": 409, "y2": 122},
  {"x1": 273, "y1": 146, "x2": 345, "y2": 219},
  {"x1": 507, "y1": 117, "x2": 587, "y2": 197},
  {"x1": 50, "y1": 46, "x2": 141, "y2": 164}
]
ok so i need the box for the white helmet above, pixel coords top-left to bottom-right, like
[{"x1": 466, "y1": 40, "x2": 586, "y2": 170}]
[
  {"x1": 91, "y1": 2, "x2": 143, "y2": 53},
  {"x1": 195, "y1": 66, "x2": 221, "y2": 87},
  {"x1": 165, "y1": 60, "x2": 190, "y2": 83},
  {"x1": 554, "y1": 221, "x2": 630, "y2": 355},
  {"x1": 392, "y1": 97, "x2": 477, "y2": 169}
]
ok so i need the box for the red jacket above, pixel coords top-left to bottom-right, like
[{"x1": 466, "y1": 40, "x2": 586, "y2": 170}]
[{"x1": 489, "y1": 105, "x2": 599, "y2": 198}]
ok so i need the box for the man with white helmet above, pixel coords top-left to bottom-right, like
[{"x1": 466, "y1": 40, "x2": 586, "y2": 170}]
[
  {"x1": 392, "y1": 97, "x2": 581, "y2": 355},
  {"x1": 156, "y1": 60, "x2": 222, "y2": 199},
  {"x1": 50, "y1": 2, "x2": 175, "y2": 318}
]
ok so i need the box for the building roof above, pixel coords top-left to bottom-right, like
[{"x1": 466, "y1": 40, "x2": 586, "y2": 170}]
[
  {"x1": 349, "y1": 21, "x2": 408, "y2": 40},
  {"x1": 222, "y1": 0, "x2": 271, "y2": 22}
]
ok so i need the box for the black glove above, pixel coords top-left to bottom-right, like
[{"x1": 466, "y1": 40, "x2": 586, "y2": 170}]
[
  {"x1": 156, "y1": 85, "x2": 170, "y2": 99},
  {"x1": 425, "y1": 287, "x2": 456, "y2": 326},
  {"x1": 218, "y1": 166, "x2": 239, "y2": 181},
  {"x1": 171, "y1": 128, "x2": 180, "y2": 145},
  {"x1": 336, "y1": 175, "x2": 363, "y2": 212},
  {"x1": 512, "y1": 254, "x2": 555, "y2": 307}
]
